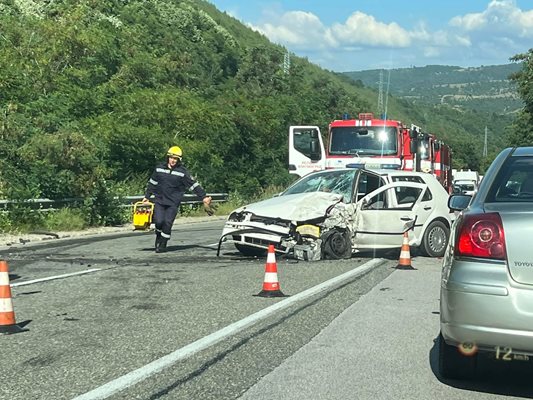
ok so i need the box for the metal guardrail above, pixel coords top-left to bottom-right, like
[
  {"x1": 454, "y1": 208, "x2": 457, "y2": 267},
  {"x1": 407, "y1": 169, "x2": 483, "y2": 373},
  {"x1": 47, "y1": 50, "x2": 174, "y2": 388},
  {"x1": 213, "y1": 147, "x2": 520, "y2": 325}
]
[
  {"x1": 0, "y1": 193, "x2": 229, "y2": 211},
  {"x1": 124, "y1": 193, "x2": 229, "y2": 206}
]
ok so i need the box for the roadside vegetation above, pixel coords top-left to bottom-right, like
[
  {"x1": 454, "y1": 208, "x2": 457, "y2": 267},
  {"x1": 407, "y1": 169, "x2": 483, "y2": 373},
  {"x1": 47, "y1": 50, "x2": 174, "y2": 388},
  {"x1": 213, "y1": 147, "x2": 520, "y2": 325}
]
[
  {"x1": 0, "y1": 0, "x2": 531, "y2": 233},
  {"x1": 0, "y1": 183, "x2": 287, "y2": 233}
]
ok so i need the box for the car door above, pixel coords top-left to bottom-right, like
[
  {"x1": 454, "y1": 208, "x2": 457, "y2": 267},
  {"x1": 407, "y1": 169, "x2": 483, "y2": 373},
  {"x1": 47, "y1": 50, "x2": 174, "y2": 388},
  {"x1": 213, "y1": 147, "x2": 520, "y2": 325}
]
[
  {"x1": 352, "y1": 181, "x2": 427, "y2": 249},
  {"x1": 289, "y1": 126, "x2": 326, "y2": 177}
]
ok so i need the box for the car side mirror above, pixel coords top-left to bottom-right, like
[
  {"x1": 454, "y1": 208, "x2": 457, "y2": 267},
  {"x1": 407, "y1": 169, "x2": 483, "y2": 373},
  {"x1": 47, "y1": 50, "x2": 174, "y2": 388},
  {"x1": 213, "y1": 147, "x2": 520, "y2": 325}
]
[
  {"x1": 448, "y1": 194, "x2": 471, "y2": 211},
  {"x1": 309, "y1": 138, "x2": 321, "y2": 161},
  {"x1": 410, "y1": 140, "x2": 416, "y2": 155}
]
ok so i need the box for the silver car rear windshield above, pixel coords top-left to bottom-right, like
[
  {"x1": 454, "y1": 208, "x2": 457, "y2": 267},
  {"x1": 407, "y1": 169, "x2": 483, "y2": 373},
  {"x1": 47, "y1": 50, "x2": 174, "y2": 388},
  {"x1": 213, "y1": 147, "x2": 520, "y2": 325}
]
[
  {"x1": 282, "y1": 169, "x2": 357, "y2": 202},
  {"x1": 488, "y1": 156, "x2": 533, "y2": 202}
]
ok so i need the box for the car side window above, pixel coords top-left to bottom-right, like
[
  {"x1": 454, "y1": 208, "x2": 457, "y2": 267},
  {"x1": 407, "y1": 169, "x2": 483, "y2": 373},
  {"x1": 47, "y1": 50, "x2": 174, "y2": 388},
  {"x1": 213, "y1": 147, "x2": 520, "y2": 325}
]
[
  {"x1": 293, "y1": 128, "x2": 321, "y2": 159},
  {"x1": 395, "y1": 186, "x2": 423, "y2": 207},
  {"x1": 358, "y1": 173, "x2": 388, "y2": 209},
  {"x1": 392, "y1": 175, "x2": 432, "y2": 202},
  {"x1": 362, "y1": 191, "x2": 389, "y2": 210},
  {"x1": 356, "y1": 172, "x2": 385, "y2": 202}
]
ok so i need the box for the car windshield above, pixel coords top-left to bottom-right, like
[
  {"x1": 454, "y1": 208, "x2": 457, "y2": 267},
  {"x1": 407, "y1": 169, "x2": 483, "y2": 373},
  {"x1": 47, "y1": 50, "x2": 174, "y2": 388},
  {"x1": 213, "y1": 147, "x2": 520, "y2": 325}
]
[
  {"x1": 455, "y1": 183, "x2": 475, "y2": 192},
  {"x1": 282, "y1": 169, "x2": 357, "y2": 202},
  {"x1": 329, "y1": 126, "x2": 398, "y2": 156}
]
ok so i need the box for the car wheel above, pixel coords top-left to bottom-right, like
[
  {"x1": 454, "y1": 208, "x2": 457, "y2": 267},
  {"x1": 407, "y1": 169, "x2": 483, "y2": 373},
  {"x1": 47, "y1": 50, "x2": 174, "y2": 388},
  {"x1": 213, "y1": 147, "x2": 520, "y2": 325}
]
[
  {"x1": 421, "y1": 220, "x2": 449, "y2": 257},
  {"x1": 322, "y1": 229, "x2": 352, "y2": 259},
  {"x1": 234, "y1": 244, "x2": 267, "y2": 257},
  {"x1": 438, "y1": 333, "x2": 477, "y2": 379}
]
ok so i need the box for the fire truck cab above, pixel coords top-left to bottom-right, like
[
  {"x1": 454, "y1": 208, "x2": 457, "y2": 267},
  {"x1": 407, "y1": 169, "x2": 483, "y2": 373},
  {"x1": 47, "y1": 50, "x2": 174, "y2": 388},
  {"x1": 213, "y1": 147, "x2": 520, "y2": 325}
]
[{"x1": 288, "y1": 113, "x2": 452, "y2": 192}]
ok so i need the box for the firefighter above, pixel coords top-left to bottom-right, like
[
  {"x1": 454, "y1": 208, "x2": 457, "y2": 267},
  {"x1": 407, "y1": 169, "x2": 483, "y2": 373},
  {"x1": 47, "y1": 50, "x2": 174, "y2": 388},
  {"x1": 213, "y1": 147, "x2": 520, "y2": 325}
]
[{"x1": 142, "y1": 146, "x2": 212, "y2": 253}]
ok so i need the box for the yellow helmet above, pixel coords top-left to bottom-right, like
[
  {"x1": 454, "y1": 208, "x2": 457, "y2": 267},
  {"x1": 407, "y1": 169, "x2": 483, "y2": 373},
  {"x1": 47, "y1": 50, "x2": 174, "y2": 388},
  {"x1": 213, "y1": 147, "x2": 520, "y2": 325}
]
[{"x1": 167, "y1": 146, "x2": 182, "y2": 158}]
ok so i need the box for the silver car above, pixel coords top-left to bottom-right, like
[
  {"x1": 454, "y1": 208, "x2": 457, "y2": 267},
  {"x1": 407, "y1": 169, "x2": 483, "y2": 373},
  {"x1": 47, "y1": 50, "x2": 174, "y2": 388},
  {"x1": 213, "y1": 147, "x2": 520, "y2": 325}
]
[
  {"x1": 440, "y1": 146, "x2": 533, "y2": 379},
  {"x1": 218, "y1": 167, "x2": 454, "y2": 260}
]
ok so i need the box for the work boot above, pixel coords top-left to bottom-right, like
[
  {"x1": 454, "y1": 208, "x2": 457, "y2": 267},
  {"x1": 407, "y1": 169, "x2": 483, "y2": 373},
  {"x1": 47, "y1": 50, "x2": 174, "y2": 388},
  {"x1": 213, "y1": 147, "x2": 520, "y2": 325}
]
[
  {"x1": 155, "y1": 235, "x2": 162, "y2": 253},
  {"x1": 160, "y1": 238, "x2": 168, "y2": 252}
]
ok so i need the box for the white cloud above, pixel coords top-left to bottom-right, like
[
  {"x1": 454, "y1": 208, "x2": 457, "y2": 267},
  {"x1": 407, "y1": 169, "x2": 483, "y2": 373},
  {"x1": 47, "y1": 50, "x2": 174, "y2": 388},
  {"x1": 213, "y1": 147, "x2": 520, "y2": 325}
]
[
  {"x1": 252, "y1": 11, "x2": 337, "y2": 49},
  {"x1": 443, "y1": 0, "x2": 533, "y2": 65},
  {"x1": 450, "y1": 0, "x2": 533, "y2": 38},
  {"x1": 331, "y1": 11, "x2": 411, "y2": 47},
  {"x1": 515, "y1": 8, "x2": 533, "y2": 37},
  {"x1": 247, "y1": 1, "x2": 531, "y2": 71}
]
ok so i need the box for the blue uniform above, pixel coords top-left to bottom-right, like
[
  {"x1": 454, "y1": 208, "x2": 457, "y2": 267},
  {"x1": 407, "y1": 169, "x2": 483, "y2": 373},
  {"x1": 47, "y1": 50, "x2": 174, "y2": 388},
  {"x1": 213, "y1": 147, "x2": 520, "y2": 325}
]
[{"x1": 144, "y1": 161, "x2": 207, "y2": 247}]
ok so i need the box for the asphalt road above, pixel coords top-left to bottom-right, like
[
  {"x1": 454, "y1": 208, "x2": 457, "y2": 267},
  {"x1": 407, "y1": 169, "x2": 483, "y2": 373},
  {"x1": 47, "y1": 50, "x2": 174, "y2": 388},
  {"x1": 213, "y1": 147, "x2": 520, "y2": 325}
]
[
  {"x1": 1, "y1": 220, "x2": 531, "y2": 400},
  {"x1": 239, "y1": 257, "x2": 533, "y2": 400}
]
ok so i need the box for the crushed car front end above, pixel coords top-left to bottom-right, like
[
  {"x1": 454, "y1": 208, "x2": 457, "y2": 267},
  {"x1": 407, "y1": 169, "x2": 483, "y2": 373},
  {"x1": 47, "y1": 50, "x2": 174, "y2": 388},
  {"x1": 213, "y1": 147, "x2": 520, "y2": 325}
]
[
  {"x1": 219, "y1": 192, "x2": 351, "y2": 260},
  {"x1": 221, "y1": 211, "x2": 293, "y2": 254}
]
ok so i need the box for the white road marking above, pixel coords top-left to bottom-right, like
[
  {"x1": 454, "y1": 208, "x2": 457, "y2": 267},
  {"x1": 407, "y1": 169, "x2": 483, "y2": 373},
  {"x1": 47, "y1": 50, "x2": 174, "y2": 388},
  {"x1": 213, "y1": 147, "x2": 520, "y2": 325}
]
[
  {"x1": 10, "y1": 269, "x2": 101, "y2": 287},
  {"x1": 71, "y1": 258, "x2": 386, "y2": 400}
]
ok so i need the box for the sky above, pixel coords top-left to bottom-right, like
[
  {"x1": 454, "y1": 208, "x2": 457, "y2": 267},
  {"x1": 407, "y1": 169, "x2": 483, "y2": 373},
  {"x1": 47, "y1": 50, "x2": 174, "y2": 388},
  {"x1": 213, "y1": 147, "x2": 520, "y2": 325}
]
[{"x1": 208, "y1": 0, "x2": 533, "y2": 72}]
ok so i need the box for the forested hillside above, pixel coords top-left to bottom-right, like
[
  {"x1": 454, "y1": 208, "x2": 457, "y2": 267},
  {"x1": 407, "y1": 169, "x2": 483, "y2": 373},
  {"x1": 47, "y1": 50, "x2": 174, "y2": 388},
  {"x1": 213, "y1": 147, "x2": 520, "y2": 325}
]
[
  {"x1": 342, "y1": 64, "x2": 523, "y2": 114},
  {"x1": 0, "y1": 0, "x2": 372, "y2": 203},
  {"x1": 0, "y1": 0, "x2": 530, "y2": 217}
]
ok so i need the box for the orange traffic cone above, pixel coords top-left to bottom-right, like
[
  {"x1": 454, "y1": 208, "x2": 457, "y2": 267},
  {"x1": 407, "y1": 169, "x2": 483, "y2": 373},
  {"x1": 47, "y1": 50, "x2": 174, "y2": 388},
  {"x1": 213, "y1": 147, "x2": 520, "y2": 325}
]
[
  {"x1": 0, "y1": 260, "x2": 29, "y2": 334},
  {"x1": 396, "y1": 232, "x2": 415, "y2": 270},
  {"x1": 255, "y1": 245, "x2": 287, "y2": 297}
]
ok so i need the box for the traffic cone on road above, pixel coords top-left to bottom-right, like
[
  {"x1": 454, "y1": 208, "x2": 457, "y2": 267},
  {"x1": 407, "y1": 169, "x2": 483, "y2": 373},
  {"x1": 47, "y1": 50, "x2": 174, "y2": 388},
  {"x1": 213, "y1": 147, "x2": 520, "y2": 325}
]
[
  {"x1": 255, "y1": 245, "x2": 287, "y2": 298},
  {"x1": 396, "y1": 232, "x2": 415, "y2": 270},
  {"x1": 0, "y1": 260, "x2": 29, "y2": 334}
]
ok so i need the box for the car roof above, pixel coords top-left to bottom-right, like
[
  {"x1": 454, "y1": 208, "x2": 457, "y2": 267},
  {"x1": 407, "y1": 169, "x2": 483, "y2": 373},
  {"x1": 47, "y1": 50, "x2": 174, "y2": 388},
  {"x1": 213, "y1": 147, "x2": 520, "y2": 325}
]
[
  {"x1": 308, "y1": 167, "x2": 440, "y2": 186},
  {"x1": 307, "y1": 167, "x2": 438, "y2": 180},
  {"x1": 510, "y1": 147, "x2": 533, "y2": 157}
]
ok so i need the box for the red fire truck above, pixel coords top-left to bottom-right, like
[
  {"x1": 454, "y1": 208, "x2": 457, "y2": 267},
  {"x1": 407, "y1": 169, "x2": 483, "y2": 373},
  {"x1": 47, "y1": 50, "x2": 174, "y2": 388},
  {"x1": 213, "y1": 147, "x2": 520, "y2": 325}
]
[{"x1": 288, "y1": 112, "x2": 453, "y2": 192}]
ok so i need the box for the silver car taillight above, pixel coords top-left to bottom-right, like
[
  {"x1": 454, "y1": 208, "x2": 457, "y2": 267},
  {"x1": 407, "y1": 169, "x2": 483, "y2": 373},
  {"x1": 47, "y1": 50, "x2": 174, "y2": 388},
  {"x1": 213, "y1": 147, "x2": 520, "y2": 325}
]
[{"x1": 455, "y1": 213, "x2": 507, "y2": 260}]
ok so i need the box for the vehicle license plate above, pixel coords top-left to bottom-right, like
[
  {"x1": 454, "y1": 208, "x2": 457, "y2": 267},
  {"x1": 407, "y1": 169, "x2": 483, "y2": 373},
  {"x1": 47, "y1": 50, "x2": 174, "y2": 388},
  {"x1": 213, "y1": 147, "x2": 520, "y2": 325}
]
[{"x1": 494, "y1": 346, "x2": 530, "y2": 361}]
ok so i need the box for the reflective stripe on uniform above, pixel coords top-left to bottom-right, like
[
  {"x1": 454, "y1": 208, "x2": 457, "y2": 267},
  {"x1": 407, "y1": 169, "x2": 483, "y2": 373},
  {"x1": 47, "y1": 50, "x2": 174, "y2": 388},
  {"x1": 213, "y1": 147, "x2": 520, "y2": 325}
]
[
  {"x1": 149, "y1": 178, "x2": 158, "y2": 185},
  {"x1": 156, "y1": 168, "x2": 170, "y2": 174},
  {"x1": 190, "y1": 182, "x2": 199, "y2": 190},
  {"x1": 171, "y1": 171, "x2": 184, "y2": 177},
  {"x1": 161, "y1": 232, "x2": 171, "y2": 239}
]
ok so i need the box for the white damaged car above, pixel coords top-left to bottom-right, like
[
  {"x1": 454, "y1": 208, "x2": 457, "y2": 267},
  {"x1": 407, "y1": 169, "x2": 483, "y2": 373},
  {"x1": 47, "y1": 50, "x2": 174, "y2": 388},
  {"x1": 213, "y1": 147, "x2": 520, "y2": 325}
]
[{"x1": 218, "y1": 167, "x2": 454, "y2": 260}]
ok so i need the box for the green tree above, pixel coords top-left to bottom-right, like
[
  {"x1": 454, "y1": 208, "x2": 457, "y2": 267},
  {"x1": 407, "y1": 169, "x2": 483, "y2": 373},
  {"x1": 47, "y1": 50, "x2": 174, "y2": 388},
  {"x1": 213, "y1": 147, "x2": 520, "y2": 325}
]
[{"x1": 508, "y1": 49, "x2": 533, "y2": 146}]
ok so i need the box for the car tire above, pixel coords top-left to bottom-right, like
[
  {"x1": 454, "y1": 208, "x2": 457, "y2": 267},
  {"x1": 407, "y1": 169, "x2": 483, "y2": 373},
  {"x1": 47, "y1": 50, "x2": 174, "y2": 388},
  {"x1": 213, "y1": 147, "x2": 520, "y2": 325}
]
[
  {"x1": 234, "y1": 244, "x2": 267, "y2": 257},
  {"x1": 420, "y1": 220, "x2": 449, "y2": 257},
  {"x1": 322, "y1": 229, "x2": 352, "y2": 259},
  {"x1": 438, "y1": 333, "x2": 477, "y2": 379}
]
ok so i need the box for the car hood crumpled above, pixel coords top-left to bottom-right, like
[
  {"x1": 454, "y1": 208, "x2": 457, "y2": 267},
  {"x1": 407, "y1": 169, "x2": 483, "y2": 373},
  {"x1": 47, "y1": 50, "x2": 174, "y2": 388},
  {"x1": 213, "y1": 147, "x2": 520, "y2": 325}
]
[{"x1": 236, "y1": 192, "x2": 344, "y2": 221}]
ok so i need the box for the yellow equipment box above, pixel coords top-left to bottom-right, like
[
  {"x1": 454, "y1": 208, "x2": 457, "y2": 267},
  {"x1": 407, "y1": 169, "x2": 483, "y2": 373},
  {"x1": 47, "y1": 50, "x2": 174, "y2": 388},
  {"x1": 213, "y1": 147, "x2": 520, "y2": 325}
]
[{"x1": 132, "y1": 201, "x2": 154, "y2": 230}]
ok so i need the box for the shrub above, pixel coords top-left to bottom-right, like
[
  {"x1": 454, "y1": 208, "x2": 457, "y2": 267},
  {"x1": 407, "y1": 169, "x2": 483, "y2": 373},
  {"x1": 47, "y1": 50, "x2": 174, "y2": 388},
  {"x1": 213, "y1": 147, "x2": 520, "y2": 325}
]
[{"x1": 43, "y1": 208, "x2": 87, "y2": 231}]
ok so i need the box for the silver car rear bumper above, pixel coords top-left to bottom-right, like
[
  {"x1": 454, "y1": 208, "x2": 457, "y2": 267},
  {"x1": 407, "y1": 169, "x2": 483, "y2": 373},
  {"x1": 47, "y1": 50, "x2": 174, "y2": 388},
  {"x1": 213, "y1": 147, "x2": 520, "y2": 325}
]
[{"x1": 441, "y1": 258, "x2": 533, "y2": 353}]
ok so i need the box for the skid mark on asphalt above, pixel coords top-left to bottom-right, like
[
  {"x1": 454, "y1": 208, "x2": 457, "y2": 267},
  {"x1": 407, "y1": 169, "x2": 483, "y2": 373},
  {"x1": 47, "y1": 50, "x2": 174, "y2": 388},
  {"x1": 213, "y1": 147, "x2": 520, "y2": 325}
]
[{"x1": 71, "y1": 258, "x2": 385, "y2": 400}]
